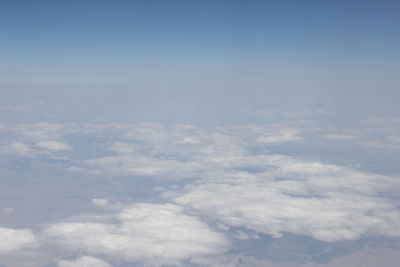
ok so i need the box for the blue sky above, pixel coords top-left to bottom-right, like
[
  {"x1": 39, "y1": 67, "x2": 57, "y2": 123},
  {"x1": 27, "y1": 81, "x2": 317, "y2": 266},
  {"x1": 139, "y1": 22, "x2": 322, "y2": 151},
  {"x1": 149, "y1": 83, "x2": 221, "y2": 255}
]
[
  {"x1": 1, "y1": 0, "x2": 400, "y2": 120},
  {"x1": 1, "y1": 1, "x2": 400, "y2": 266}
]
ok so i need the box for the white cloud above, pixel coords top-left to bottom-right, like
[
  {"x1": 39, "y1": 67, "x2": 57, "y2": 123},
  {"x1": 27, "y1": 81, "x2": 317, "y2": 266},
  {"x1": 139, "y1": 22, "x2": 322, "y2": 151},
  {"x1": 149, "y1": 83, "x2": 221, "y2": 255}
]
[
  {"x1": 125, "y1": 123, "x2": 167, "y2": 144},
  {"x1": 233, "y1": 230, "x2": 259, "y2": 240},
  {"x1": 44, "y1": 203, "x2": 229, "y2": 265},
  {"x1": 8, "y1": 122, "x2": 64, "y2": 141},
  {"x1": 36, "y1": 140, "x2": 72, "y2": 151},
  {"x1": 63, "y1": 123, "x2": 400, "y2": 245},
  {"x1": 76, "y1": 155, "x2": 206, "y2": 178},
  {"x1": 1, "y1": 140, "x2": 71, "y2": 158},
  {"x1": 0, "y1": 227, "x2": 37, "y2": 254},
  {"x1": 91, "y1": 198, "x2": 108, "y2": 207},
  {"x1": 168, "y1": 155, "x2": 400, "y2": 242},
  {"x1": 4, "y1": 104, "x2": 29, "y2": 112},
  {"x1": 178, "y1": 137, "x2": 200, "y2": 144},
  {"x1": 256, "y1": 128, "x2": 303, "y2": 144},
  {"x1": 68, "y1": 129, "x2": 247, "y2": 179},
  {"x1": 2, "y1": 121, "x2": 400, "y2": 265},
  {"x1": 5, "y1": 142, "x2": 35, "y2": 157},
  {"x1": 58, "y1": 256, "x2": 113, "y2": 267}
]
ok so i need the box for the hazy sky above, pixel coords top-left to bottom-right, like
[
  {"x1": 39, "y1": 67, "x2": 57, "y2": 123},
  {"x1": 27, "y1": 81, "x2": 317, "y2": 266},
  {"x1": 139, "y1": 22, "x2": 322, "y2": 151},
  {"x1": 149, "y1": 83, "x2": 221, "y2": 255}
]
[
  {"x1": 1, "y1": 1, "x2": 400, "y2": 267},
  {"x1": 1, "y1": 0, "x2": 400, "y2": 119}
]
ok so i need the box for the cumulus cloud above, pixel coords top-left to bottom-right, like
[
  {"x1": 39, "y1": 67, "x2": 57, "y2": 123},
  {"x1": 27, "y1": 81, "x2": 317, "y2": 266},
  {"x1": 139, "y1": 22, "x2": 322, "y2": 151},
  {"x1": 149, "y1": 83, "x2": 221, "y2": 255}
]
[
  {"x1": 44, "y1": 203, "x2": 229, "y2": 265},
  {"x1": 168, "y1": 155, "x2": 400, "y2": 242},
  {"x1": 0, "y1": 227, "x2": 37, "y2": 254},
  {"x1": 58, "y1": 256, "x2": 112, "y2": 267}
]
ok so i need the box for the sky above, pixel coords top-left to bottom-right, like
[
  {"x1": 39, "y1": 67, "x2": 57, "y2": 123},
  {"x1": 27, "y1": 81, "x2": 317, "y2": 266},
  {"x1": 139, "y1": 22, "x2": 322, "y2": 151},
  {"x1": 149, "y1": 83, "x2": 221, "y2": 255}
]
[
  {"x1": 1, "y1": 1, "x2": 400, "y2": 266},
  {"x1": 1, "y1": 0, "x2": 400, "y2": 119}
]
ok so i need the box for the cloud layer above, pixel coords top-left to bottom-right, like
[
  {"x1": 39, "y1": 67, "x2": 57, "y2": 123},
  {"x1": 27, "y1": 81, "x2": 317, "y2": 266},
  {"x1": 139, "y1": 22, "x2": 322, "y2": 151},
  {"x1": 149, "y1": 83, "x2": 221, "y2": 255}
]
[{"x1": 0, "y1": 119, "x2": 399, "y2": 265}]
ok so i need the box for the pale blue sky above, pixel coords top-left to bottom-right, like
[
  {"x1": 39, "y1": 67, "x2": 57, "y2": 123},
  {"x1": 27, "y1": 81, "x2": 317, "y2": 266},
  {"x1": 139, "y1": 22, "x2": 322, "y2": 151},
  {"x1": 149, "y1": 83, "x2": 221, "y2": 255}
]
[{"x1": 1, "y1": 0, "x2": 400, "y2": 121}]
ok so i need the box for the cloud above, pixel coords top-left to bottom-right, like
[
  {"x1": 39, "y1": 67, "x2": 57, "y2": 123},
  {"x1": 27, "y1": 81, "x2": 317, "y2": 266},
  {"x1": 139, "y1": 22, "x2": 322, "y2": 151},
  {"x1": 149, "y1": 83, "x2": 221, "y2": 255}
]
[
  {"x1": 3, "y1": 104, "x2": 29, "y2": 113},
  {"x1": 3, "y1": 142, "x2": 35, "y2": 157},
  {"x1": 190, "y1": 247, "x2": 400, "y2": 267},
  {"x1": 1, "y1": 140, "x2": 71, "y2": 158},
  {"x1": 36, "y1": 141, "x2": 72, "y2": 151},
  {"x1": 2, "y1": 121, "x2": 400, "y2": 265},
  {"x1": 167, "y1": 155, "x2": 400, "y2": 242},
  {"x1": 91, "y1": 198, "x2": 108, "y2": 207},
  {"x1": 44, "y1": 203, "x2": 229, "y2": 265},
  {"x1": 256, "y1": 128, "x2": 303, "y2": 144},
  {"x1": 58, "y1": 256, "x2": 112, "y2": 267},
  {"x1": 0, "y1": 123, "x2": 73, "y2": 158},
  {"x1": 69, "y1": 133, "x2": 246, "y2": 179},
  {"x1": 68, "y1": 129, "x2": 247, "y2": 179},
  {"x1": 60, "y1": 123, "x2": 400, "y2": 245},
  {"x1": 323, "y1": 134, "x2": 358, "y2": 140},
  {"x1": 73, "y1": 155, "x2": 206, "y2": 178},
  {"x1": 6, "y1": 122, "x2": 64, "y2": 141},
  {"x1": 0, "y1": 227, "x2": 37, "y2": 254},
  {"x1": 3, "y1": 208, "x2": 14, "y2": 215},
  {"x1": 178, "y1": 137, "x2": 200, "y2": 144}
]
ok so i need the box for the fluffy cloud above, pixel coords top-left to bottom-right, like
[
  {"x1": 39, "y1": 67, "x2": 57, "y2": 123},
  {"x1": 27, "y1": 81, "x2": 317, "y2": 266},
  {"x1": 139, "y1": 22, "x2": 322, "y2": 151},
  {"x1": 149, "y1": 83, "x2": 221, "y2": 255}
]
[
  {"x1": 58, "y1": 256, "x2": 112, "y2": 267},
  {"x1": 0, "y1": 227, "x2": 37, "y2": 254},
  {"x1": 168, "y1": 155, "x2": 400, "y2": 242},
  {"x1": 60, "y1": 123, "x2": 400, "y2": 244},
  {"x1": 44, "y1": 203, "x2": 229, "y2": 265}
]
